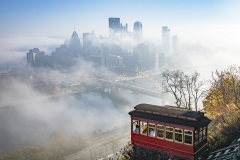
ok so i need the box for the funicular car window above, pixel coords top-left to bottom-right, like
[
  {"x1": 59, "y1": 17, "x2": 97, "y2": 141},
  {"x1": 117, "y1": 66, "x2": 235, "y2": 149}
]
[
  {"x1": 156, "y1": 125, "x2": 164, "y2": 139},
  {"x1": 148, "y1": 123, "x2": 156, "y2": 137},
  {"x1": 184, "y1": 130, "x2": 193, "y2": 145},
  {"x1": 140, "y1": 121, "x2": 147, "y2": 135},
  {"x1": 132, "y1": 120, "x2": 139, "y2": 134},
  {"x1": 203, "y1": 127, "x2": 207, "y2": 139},
  {"x1": 174, "y1": 128, "x2": 183, "y2": 143},
  {"x1": 199, "y1": 128, "x2": 204, "y2": 142},
  {"x1": 194, "y1": 129, "x2": 199, "y2": 145},
  {"x1": 165, "y1": 126, "x2": 173, "y2": 141}
]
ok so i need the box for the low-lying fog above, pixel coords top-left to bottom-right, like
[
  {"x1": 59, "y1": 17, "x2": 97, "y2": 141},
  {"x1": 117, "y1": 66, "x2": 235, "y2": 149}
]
[{"x1": 1, "y1": 33, "x2": 240, "y2": 156}]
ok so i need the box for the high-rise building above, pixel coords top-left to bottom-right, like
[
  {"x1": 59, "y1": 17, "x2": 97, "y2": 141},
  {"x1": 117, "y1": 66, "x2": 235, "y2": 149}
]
[
  {"x1": 134, "y1": 21, "x2": 142, "y2": 44},
  {"x1": 159, "y1": 53, "x2": 165, "y2": 69},
  {"x1": 26, "y1": 48, "x2": 45, "y2": 73},
  {"x1": 121, "y1": 23, "x2": 128, "y2": 32},
  {"x1": 149, "y1": 52, "x2": 159, "y2": 71},
  {"x1": 172, "y1": 35, "x2": 179, "y2": 55},
  {"x1": 83, "y1": 31, "x2": 96, "y2": 48},
  {"x1": 109, "y1": 17, "x2": 121, "y2": 38},
  {"x1": 162, "y1": 26, "x2": 172, "y2": 56},
  {"x1": 134, "y1": 44, "x2": 150, "y2": 71},
  {"x1": 27, "y1": 49, "x2": 36, "y2": 73},
  {"x1": 70, "y1": 31, "x2": 81, "y2": 48},
  {"x1": 109, "y1": 18, "x2": 120, "y2": 30},
  {"x1": 88, "y1": 55, "x2": 105, "y2": 69}
]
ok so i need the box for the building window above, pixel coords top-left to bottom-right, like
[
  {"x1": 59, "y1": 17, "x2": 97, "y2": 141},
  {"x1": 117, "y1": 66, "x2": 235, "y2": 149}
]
[
  {"x1": 156, "y1": 125, "x2": 164, "y2": 139},
  {"x1": 174, "y1": 128, "x2": 183, "y2": 143},
  {"x1": 132, "y1": 120, "x2": 139, "y2": 134},
  {"x1": 165, "y1": 126, "x2": 173, "y2": 141},
  {"x1": 148, "y1": 123, "x2": 156, "y2": 137},
  {"x1": 184, "y1": 130, "x2": 193, "y2": 145},
  {"x1": 140, "y1": 121, "x2": 147, "y2": 135},
  {"x1": 195, "y1": 129, "x2": 199, "y2": 145}
]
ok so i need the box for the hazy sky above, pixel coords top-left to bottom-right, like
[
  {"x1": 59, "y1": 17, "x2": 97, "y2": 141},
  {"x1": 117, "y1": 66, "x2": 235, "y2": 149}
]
[{"x1": 1, "y1": 0, "x2": 240, "y2": 47}]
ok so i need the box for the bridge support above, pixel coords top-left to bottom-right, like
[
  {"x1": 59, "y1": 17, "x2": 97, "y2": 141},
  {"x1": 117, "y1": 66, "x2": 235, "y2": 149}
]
[{"x1": 103, "y1": 87, "x2": 119, "y2": 95}]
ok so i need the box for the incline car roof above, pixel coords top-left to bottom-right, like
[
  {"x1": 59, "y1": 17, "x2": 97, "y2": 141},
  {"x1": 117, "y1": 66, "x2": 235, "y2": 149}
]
[
  {"x1": 134, "y1": 103, "x2": 204, "y2": 119},
  {"x1": 129, "y1": 103, "x2": 211, "y2": 128}
]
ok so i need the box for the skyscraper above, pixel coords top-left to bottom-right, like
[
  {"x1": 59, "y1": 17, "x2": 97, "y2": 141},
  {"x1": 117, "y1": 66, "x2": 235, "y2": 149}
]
[
  {"x1": 109, "y1": 18, "x2": 120, "y2": 30},
  {"x1": 134, "y1": 44, "x2": 149, "y2": 71},
  {"x1": 109, "y1": 17, "x2": 121, "y2": 38},
  {"x1": 26, "y1": 48, "x2": 45, "y2": 72},
  {"x1": 134, "y1": 21, "x2": 142, "y2": 44},
  {"x1": 83, "y1": 31, "x2": 96, "y2": 48},
  {"x1": 172, "y1": 35, "x2": 179, "y2": 55},
  {"x1": 70, "y1": 30, "x2": 81, "y2": 48},
  {"x1": 27, "y1": 49, "x2": 36, "y2": 73},
  {"x1": 162, "y1": 26, "x2": 172, "y2": 56}
]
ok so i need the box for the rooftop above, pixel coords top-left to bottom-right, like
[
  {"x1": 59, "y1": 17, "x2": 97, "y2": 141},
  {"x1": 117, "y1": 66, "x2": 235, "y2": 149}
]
[
  {"x1": 71, "y1": 31, "x2": 79, "y2": 38},
  {"x1": 134, "y1": 103, "x2": 204, "y2": 119},
  {"x1": 129, "y1": 103, "x2": 211, "y2": 128}
]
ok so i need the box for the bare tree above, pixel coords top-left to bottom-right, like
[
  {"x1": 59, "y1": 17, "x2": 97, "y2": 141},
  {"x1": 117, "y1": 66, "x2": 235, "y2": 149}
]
[
  {"x1": 162, "y1": 70, "x2": 184, "y2": 107},
  {"x1": 191, "y1": 71, "x2": 208, "y2": 111},
  {"x1": 182, "y1": 74, "x2": 194, "y2": 109},
  {"x1": 162, "y1": 70, "x2": 206, "y2": 110}
]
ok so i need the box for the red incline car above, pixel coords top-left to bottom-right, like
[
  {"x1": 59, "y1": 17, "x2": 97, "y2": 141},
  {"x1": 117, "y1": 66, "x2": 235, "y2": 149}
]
[{"x1": 129, "y1": 103, "x2": 211, "y2": 160}]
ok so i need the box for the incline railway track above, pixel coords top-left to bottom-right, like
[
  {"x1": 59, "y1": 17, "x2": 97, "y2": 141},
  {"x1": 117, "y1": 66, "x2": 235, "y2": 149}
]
[
  {"x1": 66, "y1": 124, "x2": 130, "y2": 160},
  {"x1": 201, "y1": 144, "x2": 238, "y2": 160}
]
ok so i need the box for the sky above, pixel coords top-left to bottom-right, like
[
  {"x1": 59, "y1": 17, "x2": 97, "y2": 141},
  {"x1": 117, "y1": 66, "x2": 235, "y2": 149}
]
[
  {"x1": 0, "y1": 0, "x2": 240, "y2": 70},
  {"x1": 0, "y1": 0, "x2": 240, "y2": 46}
]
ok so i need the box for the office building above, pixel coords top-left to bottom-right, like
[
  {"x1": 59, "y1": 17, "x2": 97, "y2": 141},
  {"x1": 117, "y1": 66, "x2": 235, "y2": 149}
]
[
  {"x1": 134, "y1": 21, "x2": 142, "y2": 44},
  {"x1": 172, "y1": 35, "x2": 179, "y2": 55},
  {"x1": 88, "y1": 55, "x2": 105, "y2": 69},
  {"x1": 162, "y1": 26, "x2": 172, "y2": 56},
  {"x1": 159, "y1": 53, "x2": 165, "y2": 69},
  {"x1": 27, "y1": 49, "x2": 37, "y2": 74},
  {"x1": 109, "y1": 18, "x2": 120, "y2": 29},
  {"x1": 106, "y1": 54, "x2": 123, "y2": 68},
  {"x1": 70, "y1": 30, "x2": 81, "y2": 48},
  {"x1": 83, "y1": 31, "x2": 96, "y2": 48},
  {"x1": 109, "y1": 18, "x2": 129, "y2": 38},
  {"x1": 109, "y1": 17, "x2": 121, "y2": 38},
  {"x1": 134, "y1": 44, "x2": 150, "y2": 71}
]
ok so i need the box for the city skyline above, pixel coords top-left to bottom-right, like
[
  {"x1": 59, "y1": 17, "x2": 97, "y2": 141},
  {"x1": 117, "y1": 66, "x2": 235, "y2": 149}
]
[
  {"x1": 1, "y1": 0, "x2": 240, "y2": 77},
  {"x1": 1, "y1": 0, "x2": 240, "y2": 47}
]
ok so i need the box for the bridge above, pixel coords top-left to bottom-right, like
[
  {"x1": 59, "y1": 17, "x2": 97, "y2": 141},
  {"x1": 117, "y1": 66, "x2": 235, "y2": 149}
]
[
  {"x1": 96, "y1": 78, "x2": 164, "y2": 98},
  {"x1": 0, "y1": 71, "x2": 171, "y2": 108},
  {"x1": 76, "y1": 70, "x2": 165, "y2": 98}
]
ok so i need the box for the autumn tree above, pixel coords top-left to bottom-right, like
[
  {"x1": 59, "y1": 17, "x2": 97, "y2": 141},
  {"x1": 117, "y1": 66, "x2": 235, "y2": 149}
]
[
  {"x1": 121, "y1": 143, "x2": 173, "y2": 160},
  {"x1": 46, "y1": 131, "x2": 66, "y2": 156},
  {"x1": 204, "y1": 66, "x2": 240, "y2": 119},
  {"x1": 0, "y1": 146, "x2": 65, "y2": 160},
  {"x1": 46, "y1": 131, "x2": 92, "y2": 157},
  {"x1": 203, "y1": 65, "x2": 240, "y2": 150}
]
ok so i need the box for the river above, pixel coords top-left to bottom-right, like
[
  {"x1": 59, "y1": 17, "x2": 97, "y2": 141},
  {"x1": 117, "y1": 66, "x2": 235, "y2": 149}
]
[{"x1": 0, "y1": 89, "x2": 167, "y2": 156}]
